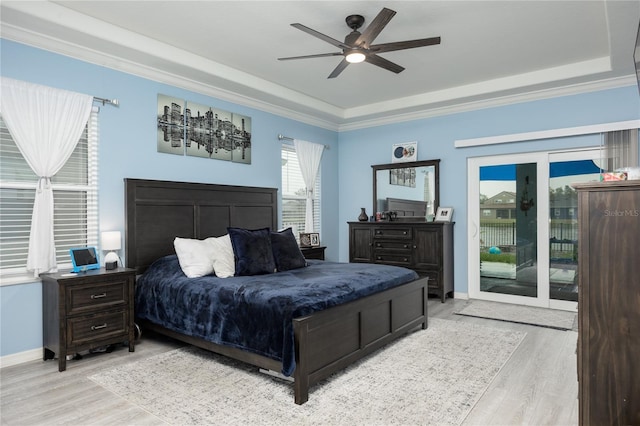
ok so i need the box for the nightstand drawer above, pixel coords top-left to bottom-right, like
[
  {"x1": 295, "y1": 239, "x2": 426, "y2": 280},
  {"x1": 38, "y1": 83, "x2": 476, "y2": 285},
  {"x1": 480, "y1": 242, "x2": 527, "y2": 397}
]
[
  {"x1": 68, "y1": 310, "x2": 128, "y2": 346},
  {"x1": 67, "y1": 281, "x2": 127, "y2": 315},
  {"x1": 300, "y1": 246, "x2": 326, "y2": 260}
]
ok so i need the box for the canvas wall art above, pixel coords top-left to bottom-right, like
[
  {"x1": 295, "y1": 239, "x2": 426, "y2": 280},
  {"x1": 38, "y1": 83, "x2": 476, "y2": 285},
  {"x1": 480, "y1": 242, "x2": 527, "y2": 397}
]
[
  {"x1": 157, "y1": 94, "x2": 185, "y2": 155},
  {"x1": 157, "y1": 94, "x2": 251, "y2": 164}
]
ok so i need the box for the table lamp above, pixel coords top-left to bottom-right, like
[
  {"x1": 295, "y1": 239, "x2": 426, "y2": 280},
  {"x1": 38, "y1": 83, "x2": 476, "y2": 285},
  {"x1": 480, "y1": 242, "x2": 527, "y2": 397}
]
[{"x1": 101, "y1": 231, "x2": 121, "y2": 269}]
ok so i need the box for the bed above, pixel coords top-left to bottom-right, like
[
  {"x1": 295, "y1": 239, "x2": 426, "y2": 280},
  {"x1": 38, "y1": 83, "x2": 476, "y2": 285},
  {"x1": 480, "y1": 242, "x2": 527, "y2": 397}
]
[{"x1": 125, "y1": 178, "x2": 429, "y2": 404}]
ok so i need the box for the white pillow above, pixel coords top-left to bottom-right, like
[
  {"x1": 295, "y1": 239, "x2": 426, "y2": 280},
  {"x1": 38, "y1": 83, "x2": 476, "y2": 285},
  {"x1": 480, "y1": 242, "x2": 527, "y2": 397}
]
[
  {"x1": 173, "y1": 237, "x2": 216, "y2": 278},
  {"x1": 209, "y1": 234, "x2": 235, "y2": 278}
]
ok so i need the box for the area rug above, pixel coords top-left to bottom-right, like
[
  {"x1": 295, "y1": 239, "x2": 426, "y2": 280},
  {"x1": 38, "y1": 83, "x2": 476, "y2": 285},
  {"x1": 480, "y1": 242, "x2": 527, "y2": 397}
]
[
  {"x1": 455, "y1": 299, "x2": 576, "y2": 330},
  {"x1": 89, "y1": 319, "x2": 525, "y2": 426}
]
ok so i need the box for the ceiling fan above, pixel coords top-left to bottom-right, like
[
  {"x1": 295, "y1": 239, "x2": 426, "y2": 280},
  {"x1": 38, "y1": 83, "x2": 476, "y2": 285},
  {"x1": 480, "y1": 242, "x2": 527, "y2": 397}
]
[{"x1": 278, "y1": 7, "x2": 441, "y2": 79}]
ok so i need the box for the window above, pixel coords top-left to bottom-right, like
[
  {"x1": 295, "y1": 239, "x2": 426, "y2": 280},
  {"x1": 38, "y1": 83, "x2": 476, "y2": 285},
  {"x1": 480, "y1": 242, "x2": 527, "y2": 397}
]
[
  {"x1": 281, "y1": 144, "x2": 321, "y2": 238},
  {"x1": 0, "y1": 110, "x2": 99, "y2": 277}
]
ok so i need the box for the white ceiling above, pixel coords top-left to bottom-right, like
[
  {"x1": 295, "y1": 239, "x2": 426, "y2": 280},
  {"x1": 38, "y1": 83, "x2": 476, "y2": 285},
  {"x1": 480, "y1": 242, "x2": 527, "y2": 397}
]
[{"x1": 1, "y1": 1, "x2": 639, "y2": 130}]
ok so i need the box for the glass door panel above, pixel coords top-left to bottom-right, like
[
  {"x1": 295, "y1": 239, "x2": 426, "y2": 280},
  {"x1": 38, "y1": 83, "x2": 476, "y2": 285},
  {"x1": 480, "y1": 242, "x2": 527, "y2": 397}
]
[
  {"x1": 469, "y1": 148, "x2": 599, "y2": 311},
  {"x1": 479, "y1": 163, "x2": 538, "y2": 298},
  {"x1": 548, "y1": 152, "x2": 602, "y2": 303}
]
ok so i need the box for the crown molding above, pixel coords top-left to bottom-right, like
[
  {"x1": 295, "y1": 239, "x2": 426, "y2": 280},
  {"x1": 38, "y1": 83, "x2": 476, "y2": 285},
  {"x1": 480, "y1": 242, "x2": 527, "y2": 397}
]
[
  {"x1": 2, "y1": 1, "x2": 636, "y2": 133},
  {"x1": 338, "y1": 75, "x2": 637, "y2": 132},
  {"x1": 0, "y1": 22, "x2": 342, "y2": 131}
]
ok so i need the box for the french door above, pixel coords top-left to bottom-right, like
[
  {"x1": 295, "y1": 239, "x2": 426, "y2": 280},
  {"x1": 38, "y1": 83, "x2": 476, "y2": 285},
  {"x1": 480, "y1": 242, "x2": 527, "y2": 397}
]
[{"x1": 468, "y1": 148, "x2": 601, "y2": 311}]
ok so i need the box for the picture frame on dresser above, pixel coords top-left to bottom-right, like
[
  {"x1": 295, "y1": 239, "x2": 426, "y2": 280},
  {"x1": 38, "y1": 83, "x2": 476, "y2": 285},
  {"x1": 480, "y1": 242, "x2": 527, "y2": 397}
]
[
  {"x1": 434, "y1": 207, "x2": 453, "y2": 222},
  {"x1": 299, "y1": 233, "x2": 312, "y2": 247}
]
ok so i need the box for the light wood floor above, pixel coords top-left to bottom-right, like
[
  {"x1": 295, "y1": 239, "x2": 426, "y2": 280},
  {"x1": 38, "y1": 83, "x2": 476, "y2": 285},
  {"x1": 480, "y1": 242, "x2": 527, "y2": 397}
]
[{"x1": 0, "y1": 298, "x2": 578, "y2": 425}]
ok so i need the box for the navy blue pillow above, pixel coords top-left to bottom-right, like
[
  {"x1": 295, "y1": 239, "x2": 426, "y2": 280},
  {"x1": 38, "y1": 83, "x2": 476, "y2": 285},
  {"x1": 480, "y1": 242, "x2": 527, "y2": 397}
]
[
  {"x1": 271, "y1": 228, "x2": 308, "y2": 271},
  {"x1": 227, "y1": 227, "x2": 276, "y2": 276}
]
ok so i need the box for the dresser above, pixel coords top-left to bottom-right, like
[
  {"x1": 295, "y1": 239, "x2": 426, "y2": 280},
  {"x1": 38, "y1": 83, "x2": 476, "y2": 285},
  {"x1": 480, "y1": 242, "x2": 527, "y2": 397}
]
[
  {"x1": 41, "y1": 267, "x2": 136, "y2": 371},
  {"x1": 574, "y1": 180, "x2": 640, "y2": 425},
  {"x1": 349, "y1": 221, "x2": 454, "y2": 302}
]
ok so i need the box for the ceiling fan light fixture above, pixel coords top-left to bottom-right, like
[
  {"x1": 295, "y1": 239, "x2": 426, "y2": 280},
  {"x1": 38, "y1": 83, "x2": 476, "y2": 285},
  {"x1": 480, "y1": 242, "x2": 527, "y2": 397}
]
[{"x1": 345, "y1": 50, "x2": 365, "y2": 63}]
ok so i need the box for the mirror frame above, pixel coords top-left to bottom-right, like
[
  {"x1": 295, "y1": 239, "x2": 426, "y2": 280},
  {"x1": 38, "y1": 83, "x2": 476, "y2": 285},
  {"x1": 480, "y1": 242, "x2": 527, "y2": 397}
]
[{"x1": 372, "y1": 159, "x2": 440, "y2": 221}]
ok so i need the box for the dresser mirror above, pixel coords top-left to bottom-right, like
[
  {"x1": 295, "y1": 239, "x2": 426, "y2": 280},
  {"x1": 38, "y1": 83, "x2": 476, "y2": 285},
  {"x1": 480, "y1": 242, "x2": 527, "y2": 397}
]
[{"x1": 372, "y1": 159, "x2": 440, "y2": 221}]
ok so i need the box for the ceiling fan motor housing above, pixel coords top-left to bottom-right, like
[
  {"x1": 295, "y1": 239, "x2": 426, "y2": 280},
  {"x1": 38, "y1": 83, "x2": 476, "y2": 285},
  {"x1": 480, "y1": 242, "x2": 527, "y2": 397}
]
[
  {"x1": 345, "y1": 14, "x2": 365, "y2": 31},
  {"x1": 344, "y1": 31, "x2": 362, "y2": 46}
]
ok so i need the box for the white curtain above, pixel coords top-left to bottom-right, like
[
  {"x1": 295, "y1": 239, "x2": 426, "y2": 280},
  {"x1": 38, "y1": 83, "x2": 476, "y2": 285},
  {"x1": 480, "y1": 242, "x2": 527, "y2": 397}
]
[
  {"x1": 604, "y1": 129, "x2": 639, "y2": 171},
  {"x1": 0, "y1": 77, "x2": 93, "y2": 276},
  {"x1": 293, "y1": 139, "x2": 324, "y2": 232}
]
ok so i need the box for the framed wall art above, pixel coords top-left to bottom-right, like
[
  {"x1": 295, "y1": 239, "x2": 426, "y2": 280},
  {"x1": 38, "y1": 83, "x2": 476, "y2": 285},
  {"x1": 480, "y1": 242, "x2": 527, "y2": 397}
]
[
  {"x1": 156, "y1": 94, "x2": 251, "y2": 164},
  {"x1": 391, "y1": 141, "x2": 417, "y2": 163},
  {"x1": 157, "y1": 94, "x2": 185, "y2": 156}
]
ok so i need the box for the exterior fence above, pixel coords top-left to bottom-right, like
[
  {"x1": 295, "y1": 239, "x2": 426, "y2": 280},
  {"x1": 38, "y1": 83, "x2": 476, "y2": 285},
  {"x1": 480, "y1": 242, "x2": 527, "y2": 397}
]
[{"x1": 480, "y1": 221, "x2": 578, "y2": 259}]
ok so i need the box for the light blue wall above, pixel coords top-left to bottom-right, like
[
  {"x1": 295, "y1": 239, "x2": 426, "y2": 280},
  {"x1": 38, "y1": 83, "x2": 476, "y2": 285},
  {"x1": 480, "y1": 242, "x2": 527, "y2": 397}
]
[
  {"x1": 338, "y1": 87, "x2": 640, "y2": 295},
  {"x1": 1, "y1": 38, "x2": 639, "y2": 359},
  {"x1": 0, "y1": 39, "x2": 339, "y2": 357}
]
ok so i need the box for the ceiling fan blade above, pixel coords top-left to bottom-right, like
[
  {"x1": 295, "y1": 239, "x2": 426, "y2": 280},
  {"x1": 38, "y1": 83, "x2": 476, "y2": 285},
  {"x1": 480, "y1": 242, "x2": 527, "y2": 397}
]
[
  {"x1": 365, "y1": 54, "x2": 404, "y2": 74},
  {"x1": 291, "y1": 23, "x2": 351, "y2": 49},
  {"x1": 278, "y1": 52, "x2": 343, "y2": 61},
  {"x1": 356, "y1": 7, "x2": 396, "y2": 47},
  {"x1": 370, "y1": 37, "x2": 441, "y2": 53},
  {"x1": 328, "y1": 58, "x2": 350, "y2": 79}
]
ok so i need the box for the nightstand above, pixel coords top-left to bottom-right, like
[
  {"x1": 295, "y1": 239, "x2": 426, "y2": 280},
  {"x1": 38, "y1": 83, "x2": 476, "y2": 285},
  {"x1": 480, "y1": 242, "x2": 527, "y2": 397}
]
[
  {"x1": 40, "y1": 267, "x2": 136, "y2": 371},
  {"x1": 300, "y1": 246, "x2": 326, "y2": 260}
]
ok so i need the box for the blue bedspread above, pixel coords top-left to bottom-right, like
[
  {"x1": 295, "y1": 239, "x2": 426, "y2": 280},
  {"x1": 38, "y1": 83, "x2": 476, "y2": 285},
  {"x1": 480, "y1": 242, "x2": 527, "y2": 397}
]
[{"x1": 134, "y1": 255, "x2": 419, "y2": 376}]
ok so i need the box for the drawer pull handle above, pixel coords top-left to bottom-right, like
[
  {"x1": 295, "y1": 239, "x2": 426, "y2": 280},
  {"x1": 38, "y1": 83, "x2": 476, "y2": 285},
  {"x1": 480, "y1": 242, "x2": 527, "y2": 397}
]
[
  {"x1": 91, "y1": 293, "x2": 107, "y2": 299},
  {"x1": 403, "y1": 231, "x2": 407, "y2": 235},
  {"x1": 91, "y1": 323, "x2": 107, "y2": 331}
]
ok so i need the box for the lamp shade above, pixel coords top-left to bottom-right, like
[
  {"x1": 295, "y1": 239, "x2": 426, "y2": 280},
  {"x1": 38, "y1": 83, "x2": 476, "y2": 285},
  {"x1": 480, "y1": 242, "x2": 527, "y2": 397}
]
[{"x1": 101, "y1": 231, "x2": 121, "y2": 251}]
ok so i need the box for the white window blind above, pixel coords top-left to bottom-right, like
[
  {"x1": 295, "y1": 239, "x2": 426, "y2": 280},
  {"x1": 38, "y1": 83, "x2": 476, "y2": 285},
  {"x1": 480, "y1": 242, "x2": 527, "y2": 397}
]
[
  {"x1": 281, "y1": 144, "x2": 320, "y2": 237},
  {"x1": 0, "y1": 110, "x2": 99, "y2": 276}
]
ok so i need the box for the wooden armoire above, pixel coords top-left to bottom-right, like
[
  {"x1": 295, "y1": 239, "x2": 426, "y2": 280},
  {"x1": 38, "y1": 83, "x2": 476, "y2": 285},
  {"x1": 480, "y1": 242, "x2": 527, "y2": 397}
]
[{"x1": 574, "y1": 180, "x2": 640, "y2": 425}]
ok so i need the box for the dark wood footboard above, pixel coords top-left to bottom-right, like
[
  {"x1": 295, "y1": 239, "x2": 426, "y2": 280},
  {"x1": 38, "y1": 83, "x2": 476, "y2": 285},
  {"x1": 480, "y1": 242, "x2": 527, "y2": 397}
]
[
  {"x1": 136, "y1": 275, "x2": 428, "y2": 405},
  {"x1": 292, "y1": 276, "x2": 428, "y2": 404}
]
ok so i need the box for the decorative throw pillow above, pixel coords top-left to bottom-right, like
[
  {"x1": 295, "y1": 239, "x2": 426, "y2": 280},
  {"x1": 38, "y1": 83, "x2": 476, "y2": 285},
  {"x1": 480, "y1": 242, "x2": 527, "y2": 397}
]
[
  {"x1": 271, "y1": 228, "x2": 307, "y2": 271},
  {"x1": 209, "y1": 234, "x2": 235, "y2": 278},
  {"x1": 227, "y1": 227, "x2": 276, "y2": 276},
  {"x1": 173, "y1": 237, "x2": 216, "y2": 278}
]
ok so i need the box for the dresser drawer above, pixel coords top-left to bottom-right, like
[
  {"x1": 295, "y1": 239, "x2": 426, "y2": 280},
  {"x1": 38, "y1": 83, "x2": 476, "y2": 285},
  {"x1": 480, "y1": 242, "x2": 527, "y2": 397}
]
[
  {"x1": 422, "y1": 271, "x2": 440, "y2": 288},
  {"x1": 374, "y1": 253, "x2": 412, "y2": 266},
  {"x1": 373, "y1": 227, "x2": 412, "y2": 239},
  {"x1": 374, "y1": 240, "x2": 413, "y2": 251},
  {"x1": 67, "y1": 310, "x2": 128, "y2": 346},
  {"x1": 67, "y1": 281, "x2": 127, "y2": 315}
]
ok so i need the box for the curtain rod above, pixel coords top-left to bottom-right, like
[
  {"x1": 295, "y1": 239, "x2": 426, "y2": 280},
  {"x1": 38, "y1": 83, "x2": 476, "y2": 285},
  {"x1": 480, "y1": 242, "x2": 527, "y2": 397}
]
[
  {"x1": 94, "y1": 97, "x2": 119, "y2": 107},
  {"x1": 278, "y1": 134, "x2": 330, "y2": 150}
]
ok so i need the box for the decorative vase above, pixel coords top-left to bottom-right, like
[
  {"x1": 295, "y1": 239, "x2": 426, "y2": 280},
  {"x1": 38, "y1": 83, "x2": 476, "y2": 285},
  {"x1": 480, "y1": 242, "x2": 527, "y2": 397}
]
[{"x1": 358, "y1": 208, "x2": 368, "y2": 221}]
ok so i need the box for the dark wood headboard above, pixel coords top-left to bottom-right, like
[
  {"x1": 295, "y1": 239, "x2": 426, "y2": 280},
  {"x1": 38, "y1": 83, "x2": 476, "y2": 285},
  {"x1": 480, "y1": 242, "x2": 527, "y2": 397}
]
[
  {"x1": 125, "y1": 179, "x2": 277, "y2": 274},
  {"x1": 387, "y1": 197, "x2": 428, "y2": 217}
]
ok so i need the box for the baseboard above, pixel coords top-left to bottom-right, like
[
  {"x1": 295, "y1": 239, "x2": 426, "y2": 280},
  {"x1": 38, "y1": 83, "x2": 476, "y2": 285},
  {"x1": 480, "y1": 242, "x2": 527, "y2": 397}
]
[
  {"x1": 0, "y1": 347, "x2": 42, "y2": 369},
  {"x1": 454, "y1": 292, "x2": 469, "y2": 300}
]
